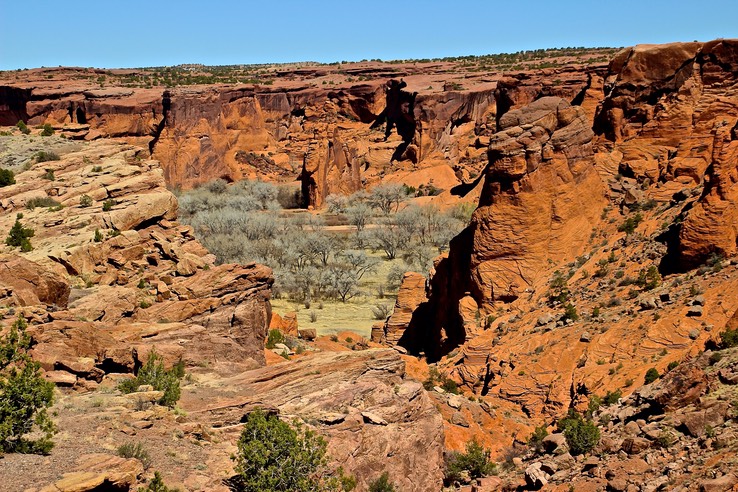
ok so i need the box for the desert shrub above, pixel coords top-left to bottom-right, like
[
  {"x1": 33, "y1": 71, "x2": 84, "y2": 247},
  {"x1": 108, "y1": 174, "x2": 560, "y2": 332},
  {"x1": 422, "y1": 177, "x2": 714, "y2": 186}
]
[
  {"x1": 667, "y1": 361, "x2": 679, "y2": 372},
  {"x1": 117, "y1": 442, "x2": 152, "y2": 469},
  {"x1": 562, "y1": 303, "x2": 579, "y2": 322},
  {"x1": 637, "y1": 266, "x2": 661, "y2": 290},
  {"x1": 79, "y1": 194, "x2": 93, "y2": 207},
  {"x1": 265, "y1": 329, "x2": 285, "y2": 349},
  {"x1": 644, "y1": 367, "x2": 660, "y2": 384},
  {"x1": 276, "y1": 184, "x2": 303, "y2": 209},
  {"x1": 548, "y1": 270, "x2": 570, "y2": 304},
  {"x1": 36, "y1": 152, "x2": 60, "y2": 163},
  {"x1": 40, "y1": 123, "x2": 54, "y2": 136},
  {"x1": 205, "y1": 178, "x2": 228, "y2": 194},
  {"x1": 423, "y1": 367, "x2": 460, "y2": 394},
  {"x1": 103, "y1": 199, "x2": 116, "y2": 211},
  {"x1": 0, "y1": 315, "x2": 56, "y2": 454},
  {"x1": 557, "y1": 410, "x2": 600, "y2": 456},
  {"x1": 368, "y1": 472, "x2": 396, "y2": 492},
  {"x1": 94, "y1": 229, "x2": 104, "y2": 242},
  {"x1": 0, "y1": 168, "x2": 15, "y2": 187},
  {"x1": 618, "y1": 213, "x2": 643, "y2": 235},
  {"x1": 91, "y1": 165, "x2": 103, "y2": 173},
  {"x1": 719, "y1": 328, "x2": 738, "y2": 349},
  {"x1": 117, "y1": 349, "x2": 182, "y2": 407},
  {"x1": 371, "y1": 303, "x2": 392, "y2": 320},
  {"x1": 528, "y1": 425, "x2": 548, "y2": 452},
  {"x1": 445, "y1": 437, "x2": 497, "y2": 483},
  {"x1": 25, "y1": 196, "x2": 60, "y2": 210},
  {"x1": 603, "y1": 389, "x2": 622, "y2": 406},
  {"x1": 138, "y1": 471, "x2": 181, "y2": 492},
  {"x1": 5, "y1": 215, "x2": 34, "y2": 251},
  {"x1": 309, "y1": 311, "x2": 318, "y2": 323},
  {"x1": 16, "y1": 120, "x2": 30, "y2": 134},
  {"x1": 233, "y1": 410, "x2": 355, "y2": 492},
  {"x1": 368, "y1": 183, "x2": 408, "y2": 214}
]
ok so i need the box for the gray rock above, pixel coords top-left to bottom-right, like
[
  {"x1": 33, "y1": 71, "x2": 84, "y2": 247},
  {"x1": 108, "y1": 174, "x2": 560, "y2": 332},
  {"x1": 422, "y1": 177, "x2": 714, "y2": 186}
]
[
  {"x1": 525, "y1": 463, "x2": 549, "y2": 489},
  {"x1": 580, "y1": 332, "x2": 592, "y2": 342},
  {"x1": 639, "y1": 297, "x2": 658, "y2": 310},
  {"x1": 687, "y1": 305, "x2": 703, "y2": 317},
  {"x1": 542, "y1": 433, "x2": 567, "y2": 454},
  {"x1": 537, "y1": 314, "x2": 554, "y2": 326}
]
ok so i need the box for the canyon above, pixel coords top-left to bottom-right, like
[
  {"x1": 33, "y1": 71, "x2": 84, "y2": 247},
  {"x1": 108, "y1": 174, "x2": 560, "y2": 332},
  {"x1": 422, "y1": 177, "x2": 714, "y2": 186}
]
[{"x1": 1, "y1": 39, "x2": 738, "y2": 491}]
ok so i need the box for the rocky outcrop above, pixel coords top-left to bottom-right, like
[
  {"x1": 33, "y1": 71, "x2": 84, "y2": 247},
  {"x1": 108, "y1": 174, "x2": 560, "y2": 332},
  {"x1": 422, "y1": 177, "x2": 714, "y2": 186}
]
[
  {"x1": 1, "y1": 60, "x2": 603, "y2": 207},
  {"x1": 0, "y1": 138, "x2": 273, "y2": 384},
  {"x1": 592, "y1": 39, "x2": 738, "y2": 269},
  {"x1": 188, "y1": 349, "x2": 445, "y2": 491},
  {"x1": 404, "y1": 97, "x2": 606, "y2": 360}
]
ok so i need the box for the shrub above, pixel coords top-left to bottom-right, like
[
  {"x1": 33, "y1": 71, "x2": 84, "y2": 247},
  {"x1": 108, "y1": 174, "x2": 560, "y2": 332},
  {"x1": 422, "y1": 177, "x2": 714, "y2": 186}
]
[
  {"x1": 557, "y1": 410, "x2": 600, "y2": 456},
  {"x1": 138, "y1": 471, "x2": 181, "y2": 492},
  {"x1": 103, "y1": 199, "x2": 116, "y2": 211},
  {"x1": 25, "y1": 196, "x2": 60, "y2": 210},
  {"x1": 667, "y1": 361, "x2": 679, "y2": 372},
  {"x1": 644, "y1": 367, "x2": 660, "y2": 384},
  {"x1": 117, "y1": 442, "x2": 152, "y2": 469},
  {"x1": 719, "y1": 328, "x2": 738, "y2": 349},
  {"x1": 562, "y1": 303, "x2": 579, "y2": 322},
  {"x1": 233, "y1": 410, "x2": 354, "y2": 492},
  {"x1": 368, "y1": 472, "x2": 396, "y2": 492},
  {"x1": 37, "y1": 152, "x2": 60, "y2": 163},
  {"x1": 637, "y1": 266, "x2": 661, "y2": 290},
  {"x1": 16, "y1": 120, "x2": 30, "y2": 135},
  {"x1": 94, "y1": 229, "x2": 104, "y2": 242},
  {"x1": 5, "y1": 215, "x2": 34, "y2": 251},
  {"x1": 309, "y1": 311, "x2": 318, "y2": 323},
  {"x1": 40, "y1": 123, "x2": 54, "y2": 136},
  {"x1": 265, "y1": 329, "x2": 285, "y2": 349},
  {"x1": 528, "y1": 425, "x2": 548, "y2": 452},
  {"x1": 603, "y1": 389, "x2": 622, "y2": 406},
  {"x1": 117, "y1": 349, "x2": 182, "y2": 407},
  {"x1": 618, "y1": 213, "x2": 643, "y2": 235},
  {"x1": 371, "y1": 303, "x2": 392, "y2": 320},
  {"x1": 91, "y1": 165, "x2": 103, "y2": 173},
  {"x1": 79, "y1": 194, "x2": 93, "y2": 207},
  {"x1": 0, "y1": 168, "x2": 15, "y2": 187},
  {"x1": 445, "y1": 437, "x2": 497, "y2": 482},
  {"x1": 0, "y1": 315, "x2": 56, "y2": 454}
]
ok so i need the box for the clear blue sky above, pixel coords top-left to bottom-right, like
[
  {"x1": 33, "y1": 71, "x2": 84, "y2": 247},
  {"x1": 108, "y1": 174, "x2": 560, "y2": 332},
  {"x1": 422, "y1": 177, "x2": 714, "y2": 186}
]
[{"x1": 2, "y1": 0, "x2": 737, "y2": 70}]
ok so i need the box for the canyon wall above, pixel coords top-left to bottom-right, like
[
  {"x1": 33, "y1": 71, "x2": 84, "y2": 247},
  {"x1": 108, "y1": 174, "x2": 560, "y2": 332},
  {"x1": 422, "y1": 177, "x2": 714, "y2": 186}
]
[{"x1": 1, "y1": 64, "x2": 602, "y2": 206}]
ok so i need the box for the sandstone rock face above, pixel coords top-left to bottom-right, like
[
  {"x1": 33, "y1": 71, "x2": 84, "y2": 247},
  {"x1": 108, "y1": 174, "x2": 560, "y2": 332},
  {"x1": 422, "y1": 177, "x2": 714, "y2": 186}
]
[
  {"x1": 470, "y1": 96, "x2": 605, "y2": 306},
  {"x1": 1, "y1": 61, "x2": 602, "y2": 208},
  {"x1": 593, "y1": 40, "x2": 738, "y2": 269},
  {"x1": 407, "y1": 97, "x2": 606, "y2": 359},
  {"x1": 192, "y1": 349, "x2": 445, "y2": 492},
  {"x1": 380, "y1": 271, "x2": 427, "y2": 345},
  {"x1": 0, "y1": 139, "x2": 273, "y2": 382}
]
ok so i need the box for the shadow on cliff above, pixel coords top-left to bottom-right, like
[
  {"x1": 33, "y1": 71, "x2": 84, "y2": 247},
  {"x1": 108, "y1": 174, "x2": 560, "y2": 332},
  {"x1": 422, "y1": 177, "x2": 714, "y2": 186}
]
[
  {"x1": 398, "y1": 226, "x2": 475, "y2": 362},
  {"x1": 370, "y1": 79, "x2": 418, "y2": 162}
]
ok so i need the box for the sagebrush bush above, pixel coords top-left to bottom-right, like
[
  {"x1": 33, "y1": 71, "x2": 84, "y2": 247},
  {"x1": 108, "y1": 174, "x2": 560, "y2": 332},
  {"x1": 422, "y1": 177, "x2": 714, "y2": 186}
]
[
  {"x1": 117, "y1": 442, "x2": 152, "y2": 469},
  {"x1": 26, "y1": 196, "x2": 61, "y2": 210}
]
